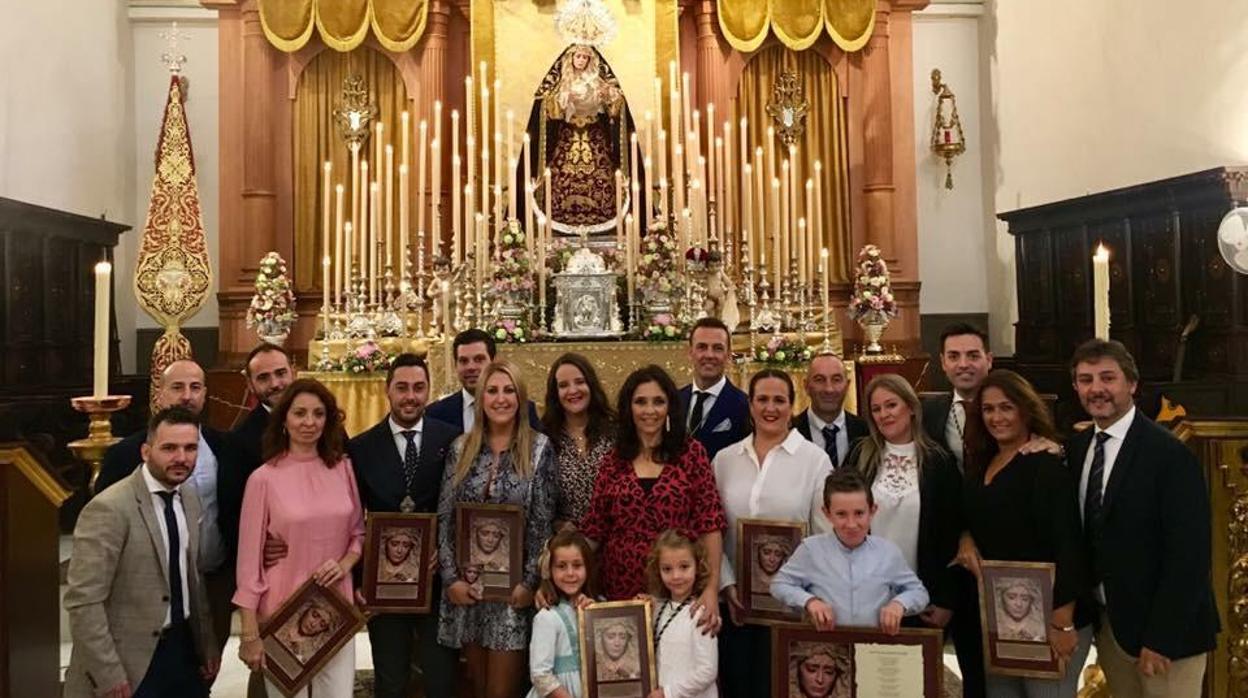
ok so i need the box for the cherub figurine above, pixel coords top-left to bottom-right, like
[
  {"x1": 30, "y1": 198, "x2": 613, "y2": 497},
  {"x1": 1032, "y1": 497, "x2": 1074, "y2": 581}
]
[
  {"x1": 426, "y1": 255, "x2": 454, "y2": 335},
  {"x1": 704, "y1": 252, "x2": 741, "y2": 331}
]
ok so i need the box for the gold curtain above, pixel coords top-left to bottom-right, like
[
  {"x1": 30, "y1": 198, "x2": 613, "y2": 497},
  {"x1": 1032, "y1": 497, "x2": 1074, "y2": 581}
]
[
  {"x1": 293, "y1": 47, "x2": 410, "y2": 292},
  {"x1": 737, "y1": 46, "x2": 851, "y2": 283},
  {"x1": 260, "y1": 0, "x2": 428, "y2": 53},
  {"x1": 718, "y1": 0, "x2": 875, "y2": 53}
]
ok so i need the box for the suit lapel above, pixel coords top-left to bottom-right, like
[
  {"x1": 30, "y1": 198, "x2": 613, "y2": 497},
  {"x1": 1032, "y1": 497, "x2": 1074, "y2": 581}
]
[
  {"x1": 794, "y1": 411, "x2": 813, "y2": 440},
  {"x1": 130, "y1": 467, "x2": 171, "y2": 588},
  {"x1": 697, "y1": 382, "x2": 736, "y2": 435},
  {"x1": 365, "y1": 420, "x2": 407, "y2": 505},
  {"x1": 1101, "y1": 413, "x2": 1146, "y2": 516}
]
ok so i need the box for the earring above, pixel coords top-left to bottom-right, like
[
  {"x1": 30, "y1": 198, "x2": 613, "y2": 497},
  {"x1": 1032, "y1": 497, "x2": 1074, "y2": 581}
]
[{"x1": 665, "y1": 415, "x2": 671, "y2": 432}]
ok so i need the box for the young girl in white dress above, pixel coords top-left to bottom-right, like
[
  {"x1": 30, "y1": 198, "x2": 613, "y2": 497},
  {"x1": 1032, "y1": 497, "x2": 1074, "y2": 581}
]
[
  {"x1": 528, "y1": 531, "x2": 596, "y2": 698},
  {"x1": 645, "y1": 530, "x2": 718, "y2": 698}
]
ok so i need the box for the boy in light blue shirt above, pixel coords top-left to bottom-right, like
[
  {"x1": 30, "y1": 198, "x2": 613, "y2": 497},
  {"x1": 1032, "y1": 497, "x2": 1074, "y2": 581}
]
[{"x1": 771, "y1": 468, "x2": 928, "y2": 634}]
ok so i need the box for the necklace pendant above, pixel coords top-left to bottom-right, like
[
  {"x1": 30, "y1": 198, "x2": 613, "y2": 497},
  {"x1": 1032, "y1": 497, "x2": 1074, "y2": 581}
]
[{"x1": 400, "y1": 496, "x2": 416, "y2": 513}]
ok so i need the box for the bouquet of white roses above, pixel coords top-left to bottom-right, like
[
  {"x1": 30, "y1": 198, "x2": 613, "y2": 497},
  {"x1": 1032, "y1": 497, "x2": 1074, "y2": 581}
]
[{"x1": 847, "y1": 244, "x2": 898, "y2": 321}]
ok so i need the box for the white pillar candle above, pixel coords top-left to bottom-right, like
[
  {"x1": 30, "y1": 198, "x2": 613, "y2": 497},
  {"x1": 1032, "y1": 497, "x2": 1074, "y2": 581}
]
[
  {"x1": 385, "y1": 145, "x2": 394, "y2": 268},
  {"x1": 1093, "y1": 244, "x2": 1111, "y2": 339},
  {"x1": 417, "y1": 120, "x2": 427, "y2": 251},
  {"x1": 433, "y1": 100, "x2": 443, "y2": 246},
  {"x1": 322, "y1": 160, "x2": 332, "y2": 295},
  {"x1": 452, "y1": 109, "x2": 461, "y2": 264},
  {"x1": 93, "y1": 261, "x2": 111, "y2": 398},
  {"x1": 399, "y1": 163, "x2": 410, "y2": 281},
  {"x1": 334, "y1": 183, "x2": 344, "y2": 306}
]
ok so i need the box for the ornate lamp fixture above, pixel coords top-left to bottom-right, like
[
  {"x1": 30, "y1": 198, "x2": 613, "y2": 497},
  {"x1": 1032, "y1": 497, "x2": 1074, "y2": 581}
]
[
  {"x1": 766, "y1": 71, "x2": 808, "y2": 147},
  {"x1": 930, "y1": 69, "x2": 966, "y2": 189},
  {"x1": 333, "y1": 74, "x2": 377, "y2": 148}
]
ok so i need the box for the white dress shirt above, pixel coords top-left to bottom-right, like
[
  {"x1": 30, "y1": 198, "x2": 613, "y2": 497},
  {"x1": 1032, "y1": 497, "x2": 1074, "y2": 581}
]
[
  {"x1": 461, "y1": 388, "x2": 476, "y2": 433},
  {"x1": 870, "y1": 441, "x2": 921, "y2": 574},
  {"x1": 807, "y1": 409, "x2": 850, "y2": 466},
  {"x1": 713, "y1": 430, "x2": 833, "y2": 589},
  {"x1": 1078, "y1": 405, "x2": 1135, "y2": 603},
  {"x1": 184, "y1": 432, "x2": 225, "y2": 573},
  {"x1": 142, "y1": 465, "x2": 191, "y2": 626},
  {"x1": 390, "y1": 416, "x2": 424, "y2": 460},
  {"x1": 687, "y1": 375, "x2": 727, "y2": 429}
]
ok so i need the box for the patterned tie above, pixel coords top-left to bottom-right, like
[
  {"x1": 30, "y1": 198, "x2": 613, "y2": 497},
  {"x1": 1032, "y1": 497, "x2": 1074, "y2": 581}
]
[
  {"x1": 947, "y1": 400, "x2": 967, "y2": 469},
  {"x1": 821, "y1": 424, "x2": 841, "y2": 467},
  {"x1": 1083, "y1": 432, "x2": 1112, "y2": 580},
  {"x1": 401, "y1": 430, "x2": 420, "y2": 492},
  {"x1": 156, "y1": 491, "x2": 184, "y2": 625},
  {"x1": 689, "y1": 391, "x2": 710, "y2": 432}
]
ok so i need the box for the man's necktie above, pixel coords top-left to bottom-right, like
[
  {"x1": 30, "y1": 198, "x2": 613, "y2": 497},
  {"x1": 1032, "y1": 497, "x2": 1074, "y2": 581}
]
[
  {"x1": 689, "y1": 391, "x2": 710, "y2": 432},
  {"x1": 821, "y1": 424, "x2": 841, "y2": 467},
  {"x1": 156, "y1": 491, "x2": 184, "y2": 625},
  {"x1": 1083, "y1": 432, "x2": 1111, "y2": 580},
  {"x1": 401, "y1": 430, "x2": 419, "y2": 492}
]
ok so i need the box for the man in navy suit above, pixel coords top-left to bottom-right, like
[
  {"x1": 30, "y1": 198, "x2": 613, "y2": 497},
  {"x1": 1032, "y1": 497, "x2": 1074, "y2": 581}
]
[
  {"x1": 95, "y1": 359, "x2": 235, "y2": 685},
  {"x1": 678, "y1": 317, "x2": 748, "y2": 460},
  {"x1": 348, "y1": 353, "x2": 459, "y2": 698},
  {"x1": 792, "y1": 352, "x2": 868, "y2": 467},
  {"x1": 1068, "y1": 339, "x2": 1218, "y2": 697},
  {"x1": 425, "y1": 328, "x2": 539, "y2": 433}
]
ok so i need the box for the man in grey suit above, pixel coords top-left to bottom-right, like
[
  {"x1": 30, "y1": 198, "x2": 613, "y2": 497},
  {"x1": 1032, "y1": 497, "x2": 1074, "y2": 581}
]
[{"x1": 64, "y1": 408, "x2": 219, "y2": 698}]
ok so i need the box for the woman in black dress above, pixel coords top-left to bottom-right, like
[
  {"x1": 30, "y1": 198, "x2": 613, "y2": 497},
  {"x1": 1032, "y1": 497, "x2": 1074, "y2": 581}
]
[
  {"x1": 956, "y1": 369, "x2": 1091, "y2": 697},
  {"x1": 541, "y1": 352, "x2": 616, "y2": 530}
]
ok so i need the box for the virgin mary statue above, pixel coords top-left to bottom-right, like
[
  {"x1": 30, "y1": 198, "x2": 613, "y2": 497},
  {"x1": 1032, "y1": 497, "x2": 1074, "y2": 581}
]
[{"x1": 533, "y1": 44, "x2": 628, "y2": 234}]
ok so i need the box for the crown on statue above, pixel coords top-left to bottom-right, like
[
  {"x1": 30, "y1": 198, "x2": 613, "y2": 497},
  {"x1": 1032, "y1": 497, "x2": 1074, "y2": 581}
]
[{"x1": 555, "y1": 0, "x2": 618, "y2": 48}]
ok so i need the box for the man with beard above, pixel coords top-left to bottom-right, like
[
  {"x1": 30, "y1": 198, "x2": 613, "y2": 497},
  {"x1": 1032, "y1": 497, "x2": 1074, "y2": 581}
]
[
  {"x1": 793, "y1": 353, "x2": 869, "y2": 468},
  {"x1": 1068, "y1": 339, "x2": 1217, "y2": 697},
  {"x1": 95, "y1": 360, "x2": 236, "y2": 682},
  {"x1": 64, "y1": 408, "x2": 219, "y2": 698},
  {"x1": 232, "y1": 343, "x2": 297, "y2": 477},
  {"x1": 679, "y1": 317, "x2": 749, "y2": 460},
  {"x1": 347, "y1": 353, "x2": 460, "y2": 698},
  {"x1": 425, "y1": 329, "x2": 540, "y2": 434}
]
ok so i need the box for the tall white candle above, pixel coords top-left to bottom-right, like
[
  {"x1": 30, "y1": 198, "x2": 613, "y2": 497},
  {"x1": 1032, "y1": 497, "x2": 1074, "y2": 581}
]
[
  {"x1": 821, "y1": 247, "x2": 830, "y2": 327},
  {"x1": 452, "y1": 109, "x2": 461, "y2": 264},
  {"x1": 322, "y1": 255, "x2": 331, "y2": 330},
  {"x1": 344, "y1": 222, "x2": 354, "y2": 283},
  {"x1": 385, "y1": 145, "x2": 394, "y2": 268},
  {"x1": 401, "y1": 111, "x2": 410, "y2": 168},
  {"x1": 322, "y1": 160, "x2": 332, "y2": 296},
  {"x1": 370, "y1": 181, "x2": 380, "y2": 304},
  {"x1": 334, "y1": 183, "x2": 344, "y2": 306},
  {"x1": 417, "y1": 120, "x2": 427, "y2": 249},
  {"x1": 359, "y1": 160, "x2": 370, "y2": 280},
  {"x1": 93, "y1": 261, "x2": 111, "y2": 398},
  {"x1": 433, "y1": 101, "x2": 443, "y2": 246},
  {"x1": 523, "y1": 133, "x2": 533, "y2": 248},
  {"x1": 1093, "y1": 244, "x2": 1111, "y2": 339},
  {"x1": 770, "y1": 177, "x2": 781, "y2": 289},
  {"x1": 399, "y1": 163, "x2": 410, "y2": 281}
]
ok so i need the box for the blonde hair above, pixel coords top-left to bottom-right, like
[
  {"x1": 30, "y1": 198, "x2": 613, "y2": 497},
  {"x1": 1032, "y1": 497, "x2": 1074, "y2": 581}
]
[
  {"x1": 645, "y1": 529, "x2": 710, "y2": 599},
  {"x1": 851, "y1": 374, "x2": 943, "y2": 483},
  {"x1": 451, "y1": 360, "x2": 536, "y2": 487}
]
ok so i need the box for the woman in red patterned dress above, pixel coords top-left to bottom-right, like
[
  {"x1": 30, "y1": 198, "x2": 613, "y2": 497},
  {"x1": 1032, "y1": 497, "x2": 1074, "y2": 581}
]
[{"x1": 580, "y1": 365, "x2": 727, "y2": 631}]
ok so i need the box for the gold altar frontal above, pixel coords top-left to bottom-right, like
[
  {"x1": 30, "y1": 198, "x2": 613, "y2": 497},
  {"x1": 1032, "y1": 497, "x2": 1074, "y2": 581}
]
[{"x1": 307, "y1": 338, "x2": 856, "y2": 437}]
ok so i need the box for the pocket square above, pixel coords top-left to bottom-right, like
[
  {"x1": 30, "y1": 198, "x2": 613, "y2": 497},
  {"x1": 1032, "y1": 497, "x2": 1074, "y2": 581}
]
[{"x1": 711, "y1": 418, "x2": 732, "y2": 433}]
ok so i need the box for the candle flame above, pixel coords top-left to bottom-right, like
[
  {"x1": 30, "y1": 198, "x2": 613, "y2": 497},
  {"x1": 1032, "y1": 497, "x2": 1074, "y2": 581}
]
[
  {"x1": 1094, "y1": 244, "x2": 1110, "y2": 260},
  {"x1": 95, "y1": 261, "x2": 112, "y2": 274}
]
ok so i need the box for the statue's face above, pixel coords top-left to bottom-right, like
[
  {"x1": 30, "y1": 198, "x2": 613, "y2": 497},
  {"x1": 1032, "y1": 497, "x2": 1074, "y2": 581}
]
[
  {"x1": 602, "y1": 625, "x2": 631, "y2": 660},
  {"x1": 385, "y1": 534, "x2": 415, "y2": 565},
  {"x1": 1002, "y1": 585, "x2": 1035, "y2": 622},
  {"x1": 572, "y1": 50, "x2": 591, "y2": 71}
]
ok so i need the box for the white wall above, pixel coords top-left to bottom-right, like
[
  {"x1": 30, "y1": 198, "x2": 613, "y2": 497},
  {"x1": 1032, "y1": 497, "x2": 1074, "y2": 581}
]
[
  {"x1": 912, "y1": 2, "x2": 991, "y2": 316},
  {"x1": 984, "y1": 0, "x2": 1248, "y2": 351},
  {"x1": 0, "y1": 0, "x2": 137, "y2": 362},
  {"x1": 124, "y1": 5, "x2": 221, "y2": 367}
]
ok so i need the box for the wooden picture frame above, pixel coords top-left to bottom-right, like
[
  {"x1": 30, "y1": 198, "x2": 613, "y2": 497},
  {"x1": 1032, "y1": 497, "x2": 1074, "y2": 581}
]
[
  {"x1": 771, "y1": 625, "x2": 944, "y2": 698},
  {"x1": 977, "y1": 560, "x2": 1061, "y2": 679},
  {"x1": 361, "y1": 512, "x2": 438, "y2": 613},
  {"x1": 260, "y1": 578, "x2": 366, "y2": 697},
  {"x1": 737, "y1": 517, "x2": 807, "y2": 625},
  {"x1": 578, "y1": 600, "x2": 657, "y2": 698},
  {"x1": 454, "y1": 502, "x2": 524, "y2": 602}
]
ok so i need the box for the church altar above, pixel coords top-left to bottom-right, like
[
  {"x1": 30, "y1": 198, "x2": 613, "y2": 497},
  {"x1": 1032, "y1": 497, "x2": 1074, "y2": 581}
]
[{"x1": 308, "y1": 337, "x2": 857, "y2": 437}]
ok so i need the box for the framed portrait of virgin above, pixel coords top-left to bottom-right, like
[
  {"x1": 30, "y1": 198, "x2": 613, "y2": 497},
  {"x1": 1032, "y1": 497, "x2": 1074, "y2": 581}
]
[
  {"x1": 578, "y1": 600, "x2": 657, "y2": 698},
  {"x1": 771, "y1": 626, "x2": 944, "y2": 698},
  {"x1": 360, "y1": 512, "x2": 437, "y2": 613},
  {"x1": 737, "y1": 518, "x2": 806, "y2": 624},
  {"x1": 260, "y1": 578, "x2": 365, "y2": 697},
  {"x1": 454, "y1": 503, "x2": 524, "y2": 602},
  {"x1": 977, "y1": 560, "x2": 1061, "y2": 679}
]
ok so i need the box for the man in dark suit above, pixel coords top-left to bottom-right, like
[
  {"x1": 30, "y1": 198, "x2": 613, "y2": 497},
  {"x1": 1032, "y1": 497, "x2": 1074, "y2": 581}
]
[
  {"x1": 64, "y1": 408, "x2": 218, "y2": 698},
  {"x1": 678, "y1": 317, "x2": 748, "y2": 460},
  {"x1": 95, "y1": 360, "x2": 236, "y2": 680},
  {"x1": 1068, "y1": 339, "x2": 1218, "y2": 697},
  {"x1": 425, "y1": 328, "x2": 540, "y2": 433},
  {"x1": 348, "y1": 353, "x2": 459, "y2": 698},
  {"x1": 920, "y1": 323, "x2": 994, "y2": 472},
  {"x1": 793, "y1": 352, "x2": 868, "y2": 467}
]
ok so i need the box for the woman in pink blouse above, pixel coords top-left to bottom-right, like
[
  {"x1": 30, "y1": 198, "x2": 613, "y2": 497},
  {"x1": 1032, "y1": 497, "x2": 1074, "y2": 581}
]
[{"x1": 234, "y1": 379, "x2": 365, "y2": 698}]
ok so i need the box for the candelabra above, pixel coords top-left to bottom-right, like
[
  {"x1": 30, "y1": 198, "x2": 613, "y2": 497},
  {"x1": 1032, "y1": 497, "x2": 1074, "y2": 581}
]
[
  {"x1": 753, "y1": 274, "x2": 778, "y2": 332},
  {"x1": 346, "y1": 264, "x2": 373, "y2": 339},
  {"x1": 816, "y1": 268, "x2": 837, "y2": 356},
  {"x1": 740, "y1": 242, "x2": 758, "y2": 352}
]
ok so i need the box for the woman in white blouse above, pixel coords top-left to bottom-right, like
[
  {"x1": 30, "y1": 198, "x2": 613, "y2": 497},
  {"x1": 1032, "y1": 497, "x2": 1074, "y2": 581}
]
[
  {"x1": 713, "y1": 369, "x2": 833, "y2": 698},
  {"x1": 845, "y1": 374, "x2": 962, "y2": 631}
]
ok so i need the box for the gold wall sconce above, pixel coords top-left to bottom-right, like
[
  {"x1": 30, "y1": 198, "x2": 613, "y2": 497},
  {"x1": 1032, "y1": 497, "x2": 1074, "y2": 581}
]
[{"x1": 930, "y1": 69, "x2": 966, "y2": 189}]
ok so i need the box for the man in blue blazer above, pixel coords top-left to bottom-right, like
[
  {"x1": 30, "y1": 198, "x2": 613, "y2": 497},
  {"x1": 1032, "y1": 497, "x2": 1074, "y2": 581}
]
[
  {"x1": 347, "y1": 353, "x2": 459, "y2": 698},
  {"x1": 1068, "y1": 339, "x2": 1218, "y2": 697},
  {"x1": 425, "y1": 328, "x2": 540, "y2": 433},
  {"x1": 678, "y1": 317, "x2": 748, "y2": 460}
]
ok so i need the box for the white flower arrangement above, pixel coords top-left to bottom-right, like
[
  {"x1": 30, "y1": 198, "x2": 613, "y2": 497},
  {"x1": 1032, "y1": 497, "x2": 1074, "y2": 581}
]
[{"x1": 246, "y1": 251, "x2": 297, "y2": 338}]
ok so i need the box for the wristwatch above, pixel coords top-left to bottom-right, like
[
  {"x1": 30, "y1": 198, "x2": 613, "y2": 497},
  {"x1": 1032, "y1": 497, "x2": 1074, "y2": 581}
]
[{"x1": 1050, "y1": 623, "x2": 1076, "y2": 633}]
